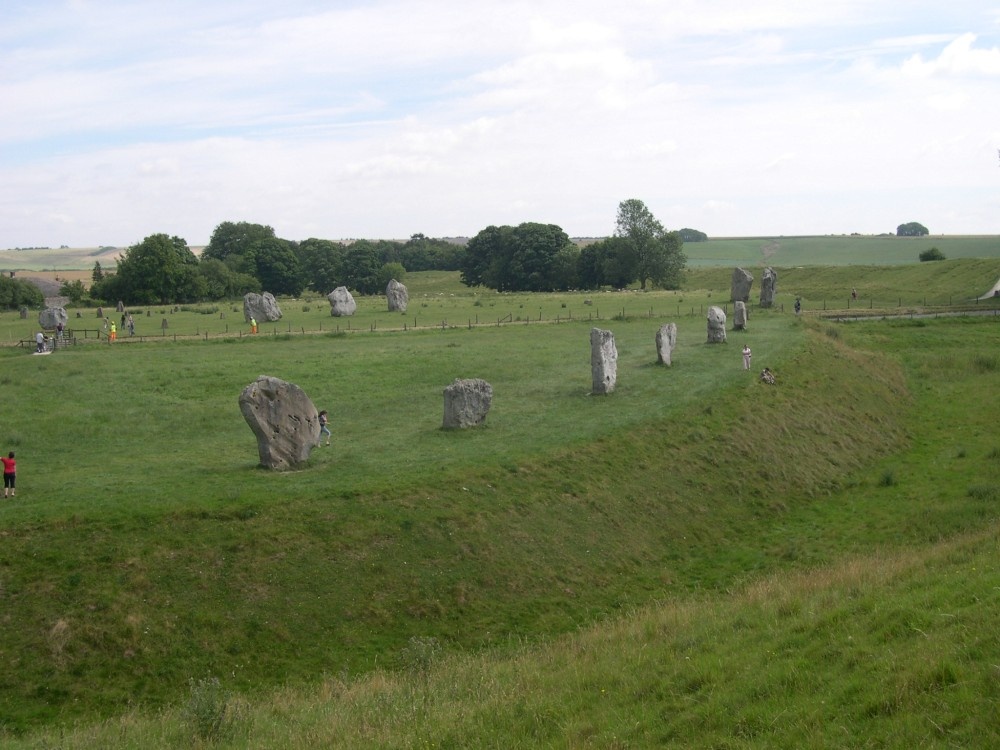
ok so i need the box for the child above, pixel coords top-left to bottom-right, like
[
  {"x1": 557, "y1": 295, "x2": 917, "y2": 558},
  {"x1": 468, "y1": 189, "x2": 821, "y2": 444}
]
[
  {"x1": 2, "y1": 451, "x2": 15, "y2": 498},
  {"x1": 318, "y1": 410, "x2": 331, "y2": 447}
]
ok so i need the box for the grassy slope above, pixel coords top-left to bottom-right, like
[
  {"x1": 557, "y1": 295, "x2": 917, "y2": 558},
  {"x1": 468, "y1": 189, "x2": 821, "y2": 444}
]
[{"x1": 5, "y1": 315, "x2": 999, "y2": 748}]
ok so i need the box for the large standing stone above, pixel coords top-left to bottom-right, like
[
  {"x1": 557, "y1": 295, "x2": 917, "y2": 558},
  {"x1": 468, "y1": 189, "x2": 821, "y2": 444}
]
[
  {"x1": 38, "y1": 306, "x2": 68, "y2": 331},
  {"x1": 328, "y1": 286, "x2": 357, "y2": 317},
  {"x1": 244, "y1": 292, "x2": 282, "y2": 323},
  {"x1": 386, "y1": 279, "x2": 409, "y2": 312},
  {"x1": 759, "y1": 267, "x2": 777, "y2": 308},
  {"x1": 655, "y1": 322, "x2": 678, "y2": 366},
  {"x1": 707, "y1": 306, "x2": 727, "y2": 343},
  {"x1": 442, "y1": 378, "x2": 493, "y2": 429},
  {"x1": 239, "y1": 375, "x2": 318, "y2": 470},
  {"x1": 590, "y1": 328, "x2": 618, "y2": 394},
  {"x1": 733, "y1": 301, "x2": 748, "y2": 330},
  {"x1": 731, "y1": 267, "x2": 753, "y2": 303}
]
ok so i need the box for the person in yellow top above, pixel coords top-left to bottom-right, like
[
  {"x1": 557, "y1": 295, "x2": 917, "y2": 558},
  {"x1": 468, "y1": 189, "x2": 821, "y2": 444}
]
[
  {"x1": 110, "y1": 321, "x2": 117, "y2": 342},
  {"x1": 250, "y1": 317, "x2": 258, "y2": 334}
]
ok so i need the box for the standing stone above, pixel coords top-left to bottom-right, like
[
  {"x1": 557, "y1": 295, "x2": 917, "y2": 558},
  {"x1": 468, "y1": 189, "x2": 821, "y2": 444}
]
[
  {"x1": 386, "y1": 279, "x2": 409, "y2": 312},
  {"x1": 244, "y1": 292, "x2": 282, "y2": 323},
  {"x1": 116, "y1": 300, "x2": 125, "y2": 313},
  {"x1": 707, "y1": 306, "x2": 727, "y2": 343},
  {"x1": 442, "y1": 378, "x2": 493, "y2": 429},
  {"x1": 733, "y1": 301, "x2": 748, "y2": 330},
  {"x1": 38, "y1": 306, "x2": 68, "y2": 331},
  {"x1": 590, "y1": 328, "x2": 618, "y2": 395},
  {"x1": 655, "y1": 322, "x2": 678, "y2": 366},
  {"x1": 731, "y1": 267, "x2": 753, "y2": 303},
  {"x1": 328, "y1": 286, "x2": 357, "y2": 317},
  {"x1": 239, "y1": 375, "x2": 318, "y2": 470},
  {"x1": 19, "y1": 307, "x2": 28, "y2": 319},
  {"x1": 759, "y1": 267, "x2": 777, "y2": 308}
]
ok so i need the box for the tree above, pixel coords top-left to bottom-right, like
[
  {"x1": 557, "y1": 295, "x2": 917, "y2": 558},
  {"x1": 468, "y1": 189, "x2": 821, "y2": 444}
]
[
  {"x1": 0, "y1": 276, "x2": 44, "y2": 309},
  {"x1": 202, "y1": 221, "x2": 276, "y2": 262},
  {"x1": 678, "y1": 227, "x2": 708, "y2": 242},
  {"x1": 919, "y1": 247, "x2": 946, "y2": 262},
  {"x1": 91, "y1": 261, "x2": 105, "y2": 283},
  {"x1": 377, "y1": 262, "x2": 407, "y2": 291},
  {"x1": 252, "y1": 237, "x2": 304, "y2": 296},
  {"x1": 59, "y1": 279, "x2": 88, "y2": 304},
  {"x1": 460, "y1": 225, "x2": 513, "y2": 289},
  {"x1": 94, "y1": 233, "x2": 200, "y2": 304},
  {"x1": 613, "y1": 199, "x2": 686, "y2": 290},
  {"x1": 896, "y1": 222, "x2": 929, "y2": 237},
  {"x1": 297, "y1": 238, "x2": 346, "y2": 294},
  {"x1": 340, "y1": 241, "x2": 383, "y2": 295}
]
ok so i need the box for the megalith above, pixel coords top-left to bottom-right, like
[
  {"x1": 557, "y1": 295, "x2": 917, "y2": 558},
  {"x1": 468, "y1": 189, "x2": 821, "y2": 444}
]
[
  {"x1": 244, "y1": 292, "x2": 282, "y2": 323},
  {"x1": 328, "y1": 286, "x2": 357, "y2": 317},
  {"x1": 759, "y1": 267, "x2": 777, "y2": 308},
  {"x1": 442, "y1": 378, "x2": 493, "y2": 429},
  {"x1": 38, "y1": 306, "x2": 68, "y2": 331},
  {"x1": 590, "y1": 327, "x2": 618, "y2": 394},
  {"x1": 239, "y1": 375, "x2": 318, "y2": 470},
  {"x1": 655, "y1": 322, "x2": 678, "y2": 366},
  {"x1": 707, "y1": 306, "x2": 727, "y2": 343},
  {"x1": 731, "y1": 267, "x2": 753, "y2": 303},
  {"x1": 386, "y1": 279, "x2": 409, "y2": 312},
  {"x1": 733, "y1": 301, "x2": 748, "y2": 330}
]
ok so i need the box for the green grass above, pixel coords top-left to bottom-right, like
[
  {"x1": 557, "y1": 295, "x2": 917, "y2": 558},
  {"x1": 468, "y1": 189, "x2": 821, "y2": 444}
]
[{"x1": 0, "y1": 275, "x2": 998, "y2": 744}]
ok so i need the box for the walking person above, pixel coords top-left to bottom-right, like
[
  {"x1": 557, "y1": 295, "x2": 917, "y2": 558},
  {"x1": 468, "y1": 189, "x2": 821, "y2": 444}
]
[
  {"x1": 35, "y1": 331, "x2": 45, "y2": 353},
  {"x1": 742, "y1": 344, "x2": 752, "y2": 371},
  {"x1": 318, "y1": 410, "x2": 332, "y2": 446},
  {"x1": 2, "y1": 451, "x2": 15, "y2": 498},
  {"x1": 794, "y1": 297, "x2": 801, "y2": 315},
  {"x1": 250, "y1": 316, "x2": 258, "y2": 335},
  {"x1": 109, "y1": 321, "x2": 117, "y2": 342}
]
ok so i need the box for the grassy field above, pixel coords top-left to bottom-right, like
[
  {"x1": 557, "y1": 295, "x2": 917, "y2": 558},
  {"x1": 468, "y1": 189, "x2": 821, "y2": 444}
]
[{"x1": 0, "y1": 261, "x2": 999, "y2": 745}]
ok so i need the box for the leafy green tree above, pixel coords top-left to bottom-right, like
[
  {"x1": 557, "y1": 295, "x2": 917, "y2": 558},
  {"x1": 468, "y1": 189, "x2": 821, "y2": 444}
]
[
  {"x1": 377, "y1": 262, "x2": 407, "y2": 291},
  {"x1": 91, "y1": 261, "x2": 105, "y2": 283},
  {"x1": 252, "y1": 237, "x2": 304, "y2": 296},
  {"x1": 678, "y1": 227, "x2": 708, "y2": 242},
  {"x1": 203, "y1": 221, "x2": 276, "y2": 262},
  {"x1": 340, "y1": 241, "x2": 383, "y2": 294},
  {"x1": 896, "y1": 221, "x2": 929, "y2": 237},
  {"x1": 507, "y1": 222, "x2": 577, "y2": 292},
  {"x1": 614, "y1": 199, "x2": 686, "y2": 290},
  {"x1": 919, "y1": 247, "x2": 945, "y2": 262},
  {"x1": 59, "y1": 279, "x2": 88, "y2": 304},
  {"x1": 400, "y1": 234, "x2": 464, "y2": 271},
  {"x1": 94, "y1": 233, "x2": 200, "y2": 304},
  {"x1": 460, "y1": 225, "x2": 513, "y2": 289},
  {"x1": 196, "y1": 258, "x2": 260, "y2": 299},
  {"x1": 0, "y1": 276, "x2": 44, "y2": 309},
  {"x1": 297, "y1": 238, "x2": 346, "y2": 293}
]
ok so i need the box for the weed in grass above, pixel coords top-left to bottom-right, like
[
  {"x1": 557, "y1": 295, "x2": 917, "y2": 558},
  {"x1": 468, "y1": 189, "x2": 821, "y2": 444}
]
[
  {"x1": 182, "y1": 676, "x2": 247, "y2": 743},
  {"x1": 878, "y1": 469, "x2": 897, "y2": 487},
  {"x1": 955, "y1": 447, "x2": 967, "y2": 458},
  {"x1": 967, "y1": 485, "x2": 998, "y2": 501},
  {"x1": 987, "y1": 447, "x2": 1000, "y2": 460},
  {"x1": 971, "y1": 353, "x2": 998, "y2": 372},
  {"x1": 825, "y1": 326, "x2": 840, "y2": 339}
]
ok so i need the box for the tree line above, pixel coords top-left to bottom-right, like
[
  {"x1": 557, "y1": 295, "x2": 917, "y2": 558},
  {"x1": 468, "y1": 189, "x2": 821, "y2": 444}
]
[{"x1": 53, "y1": 199, "x2": 694, "y2": 306}]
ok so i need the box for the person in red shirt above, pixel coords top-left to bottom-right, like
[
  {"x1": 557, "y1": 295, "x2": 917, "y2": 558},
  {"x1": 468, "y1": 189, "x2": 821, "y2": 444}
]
[{"x1": 1, "y1": 451, "x2": 15, "y2": 498}]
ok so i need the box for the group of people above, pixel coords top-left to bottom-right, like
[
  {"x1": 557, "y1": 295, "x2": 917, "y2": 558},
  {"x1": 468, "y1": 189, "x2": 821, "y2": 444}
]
[{"x1": 742, "y1": 345, "x2": 776, "y2": 384}]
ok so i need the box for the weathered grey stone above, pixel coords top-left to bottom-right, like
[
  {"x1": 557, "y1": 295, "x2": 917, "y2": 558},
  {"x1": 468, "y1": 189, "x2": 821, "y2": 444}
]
[
  {"x1": 328, "y1": 286, "x2": 357, "y2": 317},
  {"x1": 244, "y1": 292, "x2": 282, "y2": 323},
  {"x1": 590, "y1": 327, "x2": 618, "y2": 394},
  {"x1": 707, "y1": 306, "x2": 727, "y2": 343},
  {"x1": 759, "y1": 267, "x2": 777, "y2": 308},
  {"x1": 38, "y1": 306, "x2": 68, "y2": 330},
  {"x1": 239, "y1": 375, "x2": 318, "y2": 470},
  {"x1": 655, "y1": 322, "x2": 678, "y2": 366},
  {"x1": 733, "y1": 301, "x2": 748, "y2": 330},
  {"x1": 19, "y1": 307, "x2": 28, "y2": 319},
  {"x1": 442, "y1": 378, "x2": 493, "y2": 429},
  {"x1": 386, "y1": 279, "x2": 409, "y2": 312},
  {"x1": 116, "y1": 300, "x2": 125, "y2": 313},
  {"x1": 731, "y1": 267, "x2": 753, "y2": 303}
]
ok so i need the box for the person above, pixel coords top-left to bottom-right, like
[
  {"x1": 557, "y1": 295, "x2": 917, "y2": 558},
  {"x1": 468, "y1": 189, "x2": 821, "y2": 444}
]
[
  {"x1": 56, "y1": 322, "x2": 64, "y2": 339},
  {"x1": 760, "y1": 367, "x2": 776, "y2": 385},
  {"x1": 2, "y1": 451, "x2": 15, "y2": 498},
  {"x1": 794, "y1": 297, "x2": 801, "y2": 315},
  {"x1": 250, "y1": 316, "x2": 258, "y2": 334},
  {"x1": 317, "y1": 410, "x2": 332, "y2": 446},
  {"x1": 742, "y1": 344, "x2": 752, "y2": 370},
  {"x1": 127, "y1": 314, "x2": 135, "y2": 337},
  {"x1": 35, "y1": 331, "x2": 45, "y2": 353},
  {"x1": 109, "y1": 321, "x2": 117, "y2": 342},
  {"x1": 851, "y1": 287, "x2": 858, "y2": 300}
]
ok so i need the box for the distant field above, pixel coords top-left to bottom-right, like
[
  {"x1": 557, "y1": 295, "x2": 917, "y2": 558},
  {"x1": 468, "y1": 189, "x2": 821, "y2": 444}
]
[{"x1": 1, "y1": 236, "x2": 998, "y2": 274}]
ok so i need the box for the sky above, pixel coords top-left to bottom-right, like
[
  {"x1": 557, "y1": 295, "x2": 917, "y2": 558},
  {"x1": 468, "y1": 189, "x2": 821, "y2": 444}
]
[{"x1": 1, "y1": 1, "x2": 999, "y2": 248}]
